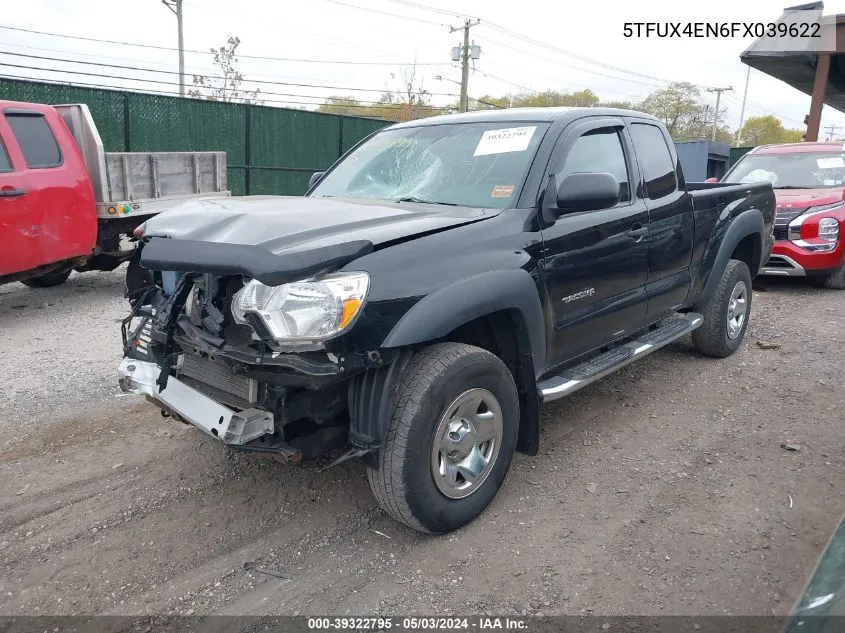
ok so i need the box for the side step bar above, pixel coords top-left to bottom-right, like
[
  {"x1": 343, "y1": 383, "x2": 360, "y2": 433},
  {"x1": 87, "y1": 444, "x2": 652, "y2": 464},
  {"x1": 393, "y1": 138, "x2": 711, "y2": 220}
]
[{"x1": 538, "y1": 313, "x2": 703, "y2": 403}]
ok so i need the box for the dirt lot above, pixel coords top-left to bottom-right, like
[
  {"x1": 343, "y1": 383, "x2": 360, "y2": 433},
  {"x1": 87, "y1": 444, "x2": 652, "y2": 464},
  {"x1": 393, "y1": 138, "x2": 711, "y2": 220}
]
[{"x1": 0, "y1": 271, "x2": 843, "y2": 617}]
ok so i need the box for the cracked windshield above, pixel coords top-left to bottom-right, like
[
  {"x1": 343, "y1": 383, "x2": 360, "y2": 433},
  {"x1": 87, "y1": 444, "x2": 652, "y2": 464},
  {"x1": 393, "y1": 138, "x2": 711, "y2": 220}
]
[{"x1": 311, "y1": 122, "x2": 549, "y2": 208}]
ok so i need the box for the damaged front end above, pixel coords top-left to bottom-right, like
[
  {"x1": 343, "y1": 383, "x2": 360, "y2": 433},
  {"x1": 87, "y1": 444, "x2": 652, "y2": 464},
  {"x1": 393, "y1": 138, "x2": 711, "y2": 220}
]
[{"x1": 118, "y1": 237, "x2": 389, "y2": 464}]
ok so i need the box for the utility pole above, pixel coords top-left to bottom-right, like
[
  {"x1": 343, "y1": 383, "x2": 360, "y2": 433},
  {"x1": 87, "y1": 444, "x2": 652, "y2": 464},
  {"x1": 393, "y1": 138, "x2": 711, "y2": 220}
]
[
  {"x1": 824, "y1": 124, "x2": 841, "y2": 141},
  {"x1": 450, "y1": 19, "x2": 480, "y2": 113},
  {"x1": 706, "y1": 86, "x2": 733, "y2": 141},
  {"x1": 162, "y1": 0, "x2": 185, "y2": 97},
  {"x1": 735, "y1": 67, "x2": 751, "y2": 145}
]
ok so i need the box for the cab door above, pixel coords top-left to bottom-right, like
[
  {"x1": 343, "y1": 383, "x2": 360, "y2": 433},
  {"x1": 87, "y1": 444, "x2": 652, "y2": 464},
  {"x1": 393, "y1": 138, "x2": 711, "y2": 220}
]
[
  {"x1": 0, "y1": 105, "x2": 95, "y2": 279},
  {"x1": 625, "y1": 120, "x2": 695, "y2": 318},
  {"x1": 0, "y1": 114, "x2": 40, "y2": 276},
  {"x1": 539, "y1": 118, "x2": 651, "y2": 366}
]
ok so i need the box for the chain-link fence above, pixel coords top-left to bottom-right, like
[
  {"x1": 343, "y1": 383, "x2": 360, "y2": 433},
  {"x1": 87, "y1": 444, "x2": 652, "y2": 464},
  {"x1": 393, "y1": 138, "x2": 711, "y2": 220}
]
[{"x1": 0, "y1": 77, "x2": 390, "y2": 195}]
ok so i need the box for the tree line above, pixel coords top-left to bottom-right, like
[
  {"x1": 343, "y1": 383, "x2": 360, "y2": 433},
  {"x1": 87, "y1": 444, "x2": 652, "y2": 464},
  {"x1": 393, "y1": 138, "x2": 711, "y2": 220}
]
[
  {"x1": 317, "y1": 80, "x2": 805, "y2": 147},
  {"x1": 184, "y1": 37, "x2": 804, "y2": 148}
]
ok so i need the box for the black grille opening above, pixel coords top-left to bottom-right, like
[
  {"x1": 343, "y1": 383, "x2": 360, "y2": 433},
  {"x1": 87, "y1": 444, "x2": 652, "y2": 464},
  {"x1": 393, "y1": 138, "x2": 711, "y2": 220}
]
[
  {"x1": 764, "y1": 256, "x2": 794, "y2": 269},
  {"x1": 773, "y1": 226, "x2": 789, "y2": 241}
]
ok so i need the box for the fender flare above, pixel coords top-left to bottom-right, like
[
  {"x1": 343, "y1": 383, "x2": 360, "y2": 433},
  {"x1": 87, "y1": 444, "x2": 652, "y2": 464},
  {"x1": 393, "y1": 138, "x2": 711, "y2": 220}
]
[
  {"x1": 381, "y1": 268, "x2": 546, "y2": 375},
  {"x1": 698, "y1": 208, "x2": 764, "y2": 305}
]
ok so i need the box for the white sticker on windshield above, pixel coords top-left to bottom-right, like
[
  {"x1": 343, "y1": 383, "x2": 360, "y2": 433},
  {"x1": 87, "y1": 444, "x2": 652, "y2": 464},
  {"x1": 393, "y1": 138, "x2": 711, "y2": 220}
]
[
  {"x1": 474, "y1": 126, "x2": 537, "y2": 157},
  {"x1": 817, "y1": 156, "x2": 845, "y2": 169}
]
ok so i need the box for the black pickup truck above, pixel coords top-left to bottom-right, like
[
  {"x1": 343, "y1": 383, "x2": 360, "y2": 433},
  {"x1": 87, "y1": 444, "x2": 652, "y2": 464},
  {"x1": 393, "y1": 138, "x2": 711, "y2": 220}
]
[{"x1": 118, "y1": 108, "x2": 775, "y2": 534}]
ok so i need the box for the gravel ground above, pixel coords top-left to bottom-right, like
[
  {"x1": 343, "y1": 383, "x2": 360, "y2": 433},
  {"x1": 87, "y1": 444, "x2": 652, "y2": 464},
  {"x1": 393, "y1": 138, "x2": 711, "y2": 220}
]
[
  {"x1": 0, "y1": 270, "x2": 127, "y2": 428},
  {"x1": 0, "y1": 273, "x2": 843, "y2": 617}
]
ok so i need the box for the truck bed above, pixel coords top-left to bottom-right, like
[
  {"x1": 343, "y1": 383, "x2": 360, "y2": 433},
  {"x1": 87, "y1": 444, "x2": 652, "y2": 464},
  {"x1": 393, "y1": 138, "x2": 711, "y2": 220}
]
[
  {"x1": 54, "y1": 104, "x2": 229, "y2": 220},
  {"x1": 687, "y1": 180, "x2": 775, "y2": 212},
  {"x1": 686, "y1": 180, "x2": 776, "y2": 289}
]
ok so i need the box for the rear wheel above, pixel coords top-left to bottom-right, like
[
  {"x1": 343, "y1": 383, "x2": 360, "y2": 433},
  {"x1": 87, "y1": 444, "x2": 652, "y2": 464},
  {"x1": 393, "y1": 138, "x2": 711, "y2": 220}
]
[
  {"x1": 21, "y1": 268, "x2": 72, "y2": 288},
  {"x1": 692, "y1": 259, "x2": 753, "y2": 358},
  {"x1": 811, "y1": 260, "x2": 845, "y2": 290},
  {"x1": 366, "y1": 343, "x2": 519, "y2": 534}
]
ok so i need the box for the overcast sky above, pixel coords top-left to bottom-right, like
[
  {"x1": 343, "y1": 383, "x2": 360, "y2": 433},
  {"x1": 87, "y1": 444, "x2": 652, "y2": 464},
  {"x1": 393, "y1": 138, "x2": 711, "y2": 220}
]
[{"x1": 5, "y1": 0, "x2": 845, "y2": 138}]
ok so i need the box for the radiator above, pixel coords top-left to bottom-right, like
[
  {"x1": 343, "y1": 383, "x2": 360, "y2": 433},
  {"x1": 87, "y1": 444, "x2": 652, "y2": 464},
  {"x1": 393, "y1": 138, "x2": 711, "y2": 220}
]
[{"x1": 178, "y1": 353, "x2": 258, "y2": 404}]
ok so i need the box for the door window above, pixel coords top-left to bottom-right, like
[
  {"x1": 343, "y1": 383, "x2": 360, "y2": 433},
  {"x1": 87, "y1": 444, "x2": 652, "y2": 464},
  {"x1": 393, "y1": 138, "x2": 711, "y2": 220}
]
[
  {"x1": 0, "y1": 139, "x2": 11, "y2": 172},
  {"x1": 4, "y1": 113, "x2": 62, "y2": 168},
  {"x1": 629, "y1": 123, "x2": 677, "y2": 199},
  {"x1": 559, "y1": 128, "x2": 631, "y2": 202}
]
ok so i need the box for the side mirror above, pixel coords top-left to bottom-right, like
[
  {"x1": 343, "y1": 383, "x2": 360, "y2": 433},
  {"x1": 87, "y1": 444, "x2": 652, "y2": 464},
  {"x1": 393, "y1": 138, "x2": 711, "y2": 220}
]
[
  {"x1": 705, "y1": 177, "x2": 718, "y2": 183},
  {"x1": 546, "y1": 172, "x2": 620, "y2": 220},
  {"x1": 308, "y1": 171, "x2": 326, "y2": 190}
]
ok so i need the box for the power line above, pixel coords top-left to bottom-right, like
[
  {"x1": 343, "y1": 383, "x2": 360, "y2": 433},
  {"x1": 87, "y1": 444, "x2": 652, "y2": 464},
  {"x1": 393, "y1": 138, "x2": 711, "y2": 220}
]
[
  {"x1": 0, "y1": 51, "x2": 462, "y2": 97},
  {"x1": 382, "y1": 0, "x2": 473, "y2": 20},
  {"x1": 474, "y1": 68, "x2": 537, "y2": 95},
  {"x1": 483, "y1": 22, "x2": 683, "y2": 86},
  {"x1": 373, "y1": 1, "x2": 684, "y2": 86},
  {"x1": 0, "y1": 25, "x2": 446, "y2": 66},
  {"x1": 0, "y1": 41, "x2": 212, "y2": 73},
  {"x1": 0, "y1": 41, "x2": 438, "y2": 89},
  {"x1": 474, "y1": 33, "x2": 668, "y2": 89},
  {"x1": 720, "y1": 91, "x2": 803, "y2": 126},
  {"x1": 467, "y1": 96, "x2": 505, "y2": 109},
  {"x1": 0, "y1": 61, "x2": 462, "y2": 106},
  {"x1": 477, "y1": 60, "x2": 644, "y2": 101},
  {"x1": 322, "y1": 0, "x2": 449, "y2": 27},
  {"x1": 0, "y1": 74, "x2": 453, "y2": 114},
  {"x1": 823, "y1": 124, "x2": 842, "y2": 141}
]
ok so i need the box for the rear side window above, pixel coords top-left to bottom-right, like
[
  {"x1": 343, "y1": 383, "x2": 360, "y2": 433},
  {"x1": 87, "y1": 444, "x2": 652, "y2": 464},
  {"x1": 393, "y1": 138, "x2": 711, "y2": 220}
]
[
  {"x1": 629, "y1": 123, "x2": 677, "y2": 199},
  {"x1": 0, "y1": 140, "x2": 11, "y2": 172},
  {"x1": 4, "y1": 113, "x2": 62, "y2": 168}
]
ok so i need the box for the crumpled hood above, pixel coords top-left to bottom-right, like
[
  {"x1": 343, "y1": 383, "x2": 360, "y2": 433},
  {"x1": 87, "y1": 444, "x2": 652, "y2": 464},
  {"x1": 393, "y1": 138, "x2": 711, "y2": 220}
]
[
  {"x1": 774, "y1": 188, "x2": 845, "y2": 209},
  {"x1": 140, "y1": 195, "x2": 499, "y2": 253}
]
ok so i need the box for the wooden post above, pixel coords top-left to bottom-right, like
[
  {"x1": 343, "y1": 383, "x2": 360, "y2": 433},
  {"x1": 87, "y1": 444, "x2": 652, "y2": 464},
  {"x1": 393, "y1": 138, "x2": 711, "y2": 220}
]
[{"x1": 806, "y1": 53, "x2": 831, "y2": 142}]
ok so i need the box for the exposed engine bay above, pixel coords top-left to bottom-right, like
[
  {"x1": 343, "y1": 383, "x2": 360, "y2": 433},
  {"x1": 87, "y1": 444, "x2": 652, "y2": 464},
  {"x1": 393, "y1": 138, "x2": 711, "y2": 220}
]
[{"x1": 118, "y1": 265, "x2": 387, "y2": 465}]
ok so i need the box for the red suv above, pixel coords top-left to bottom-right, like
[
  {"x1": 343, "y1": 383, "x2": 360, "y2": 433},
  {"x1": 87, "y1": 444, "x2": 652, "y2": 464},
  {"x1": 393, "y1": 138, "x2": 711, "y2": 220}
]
[{"x1": 722, "y1": 142, "x2": 845, "y2": 289}]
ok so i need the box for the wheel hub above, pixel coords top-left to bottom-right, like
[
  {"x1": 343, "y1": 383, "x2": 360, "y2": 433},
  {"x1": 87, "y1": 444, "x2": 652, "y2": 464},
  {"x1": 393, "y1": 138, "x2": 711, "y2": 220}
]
[
  {"x1": 431, "y1": 388, "x2": 503, "y2": 500},
  {"x1": 445, "y1": 419, "x2": 476, "y2": 460}
]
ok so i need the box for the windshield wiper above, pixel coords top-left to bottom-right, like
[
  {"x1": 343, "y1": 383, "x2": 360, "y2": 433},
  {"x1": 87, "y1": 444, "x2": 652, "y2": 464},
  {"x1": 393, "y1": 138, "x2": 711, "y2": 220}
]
[
  {"x1": 395, "y1": 196, "x2": 460, "y2": 206},
  {"x1": 773, "y1": 186, "x2": 811, "y2": 189}
]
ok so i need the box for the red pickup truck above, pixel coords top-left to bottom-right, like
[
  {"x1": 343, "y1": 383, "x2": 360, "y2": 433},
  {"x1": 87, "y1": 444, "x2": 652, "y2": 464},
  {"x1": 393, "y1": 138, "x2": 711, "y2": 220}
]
[
  {"x1": 0, "y1": 99, "x2": 229, "y2": 288},
  {"x1": 722, "y1": 142, "x2": 845, "y2": 289}
]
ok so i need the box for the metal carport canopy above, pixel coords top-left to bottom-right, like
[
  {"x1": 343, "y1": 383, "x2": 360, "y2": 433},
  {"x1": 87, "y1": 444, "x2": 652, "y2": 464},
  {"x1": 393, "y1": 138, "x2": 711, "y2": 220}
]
[{"x1": 739, "y1": 1, "x2": 845, "y2": 141}]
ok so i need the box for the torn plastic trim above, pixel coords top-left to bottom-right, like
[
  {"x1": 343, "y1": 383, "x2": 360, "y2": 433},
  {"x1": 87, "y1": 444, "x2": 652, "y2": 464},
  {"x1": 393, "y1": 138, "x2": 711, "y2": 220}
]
[
  {"x1": 172, "y1": 319, "x2": 342, "y2": 376},
  {"x1": 117, "y1": 357, "x2": 274, "y2": 445}
]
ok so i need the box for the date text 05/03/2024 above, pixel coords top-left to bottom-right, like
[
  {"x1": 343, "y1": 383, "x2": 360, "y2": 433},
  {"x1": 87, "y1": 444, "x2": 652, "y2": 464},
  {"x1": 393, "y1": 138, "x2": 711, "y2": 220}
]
[
  {"x1": 622, "y1": 21, "x2": 821, "y2": 38},
  {"x1": 306, "y1": 617, "x2": 527, "y2": 630}
]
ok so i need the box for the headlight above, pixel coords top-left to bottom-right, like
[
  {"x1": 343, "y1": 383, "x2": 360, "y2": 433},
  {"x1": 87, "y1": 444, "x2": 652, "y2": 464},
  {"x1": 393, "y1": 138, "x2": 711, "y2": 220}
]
[
  {"x1": 232, "y1": 272, "x2": 369, "y2": 343},
  {"x1": 819, "y1": 217, "x2": 840, "y2": 242},
  {"x1": 788, "y1": 202, "x2": 845, "y2": 240}
]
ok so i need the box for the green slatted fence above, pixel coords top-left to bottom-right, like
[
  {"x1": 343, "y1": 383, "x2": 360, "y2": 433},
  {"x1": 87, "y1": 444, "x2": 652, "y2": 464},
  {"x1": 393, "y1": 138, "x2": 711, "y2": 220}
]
[{"x1": 0, "y1": 77, "x2": 391, "y2": 195}]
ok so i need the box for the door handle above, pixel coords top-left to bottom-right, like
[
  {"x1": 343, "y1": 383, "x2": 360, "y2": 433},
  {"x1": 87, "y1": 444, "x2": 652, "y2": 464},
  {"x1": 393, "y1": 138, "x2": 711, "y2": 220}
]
[
  {"x1": 0, "y1": 188, "x2": 25, "y2": 198},
  {"x1": 627, "y1": 224, "x2": 648, "y2": 239}
]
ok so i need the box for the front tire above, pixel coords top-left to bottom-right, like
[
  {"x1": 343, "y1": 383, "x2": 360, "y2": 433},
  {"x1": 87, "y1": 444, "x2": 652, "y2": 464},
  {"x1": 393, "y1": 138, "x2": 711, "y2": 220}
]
[
  {"x1": 692, "y1": 259, "x2": 753, "y2": 358},
  {"x1": 366, "y1": 343, "x2": 519, "y2": 534},
  {"x1": 21, "y1": 268, "x2": 72, "y2": 288}
]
